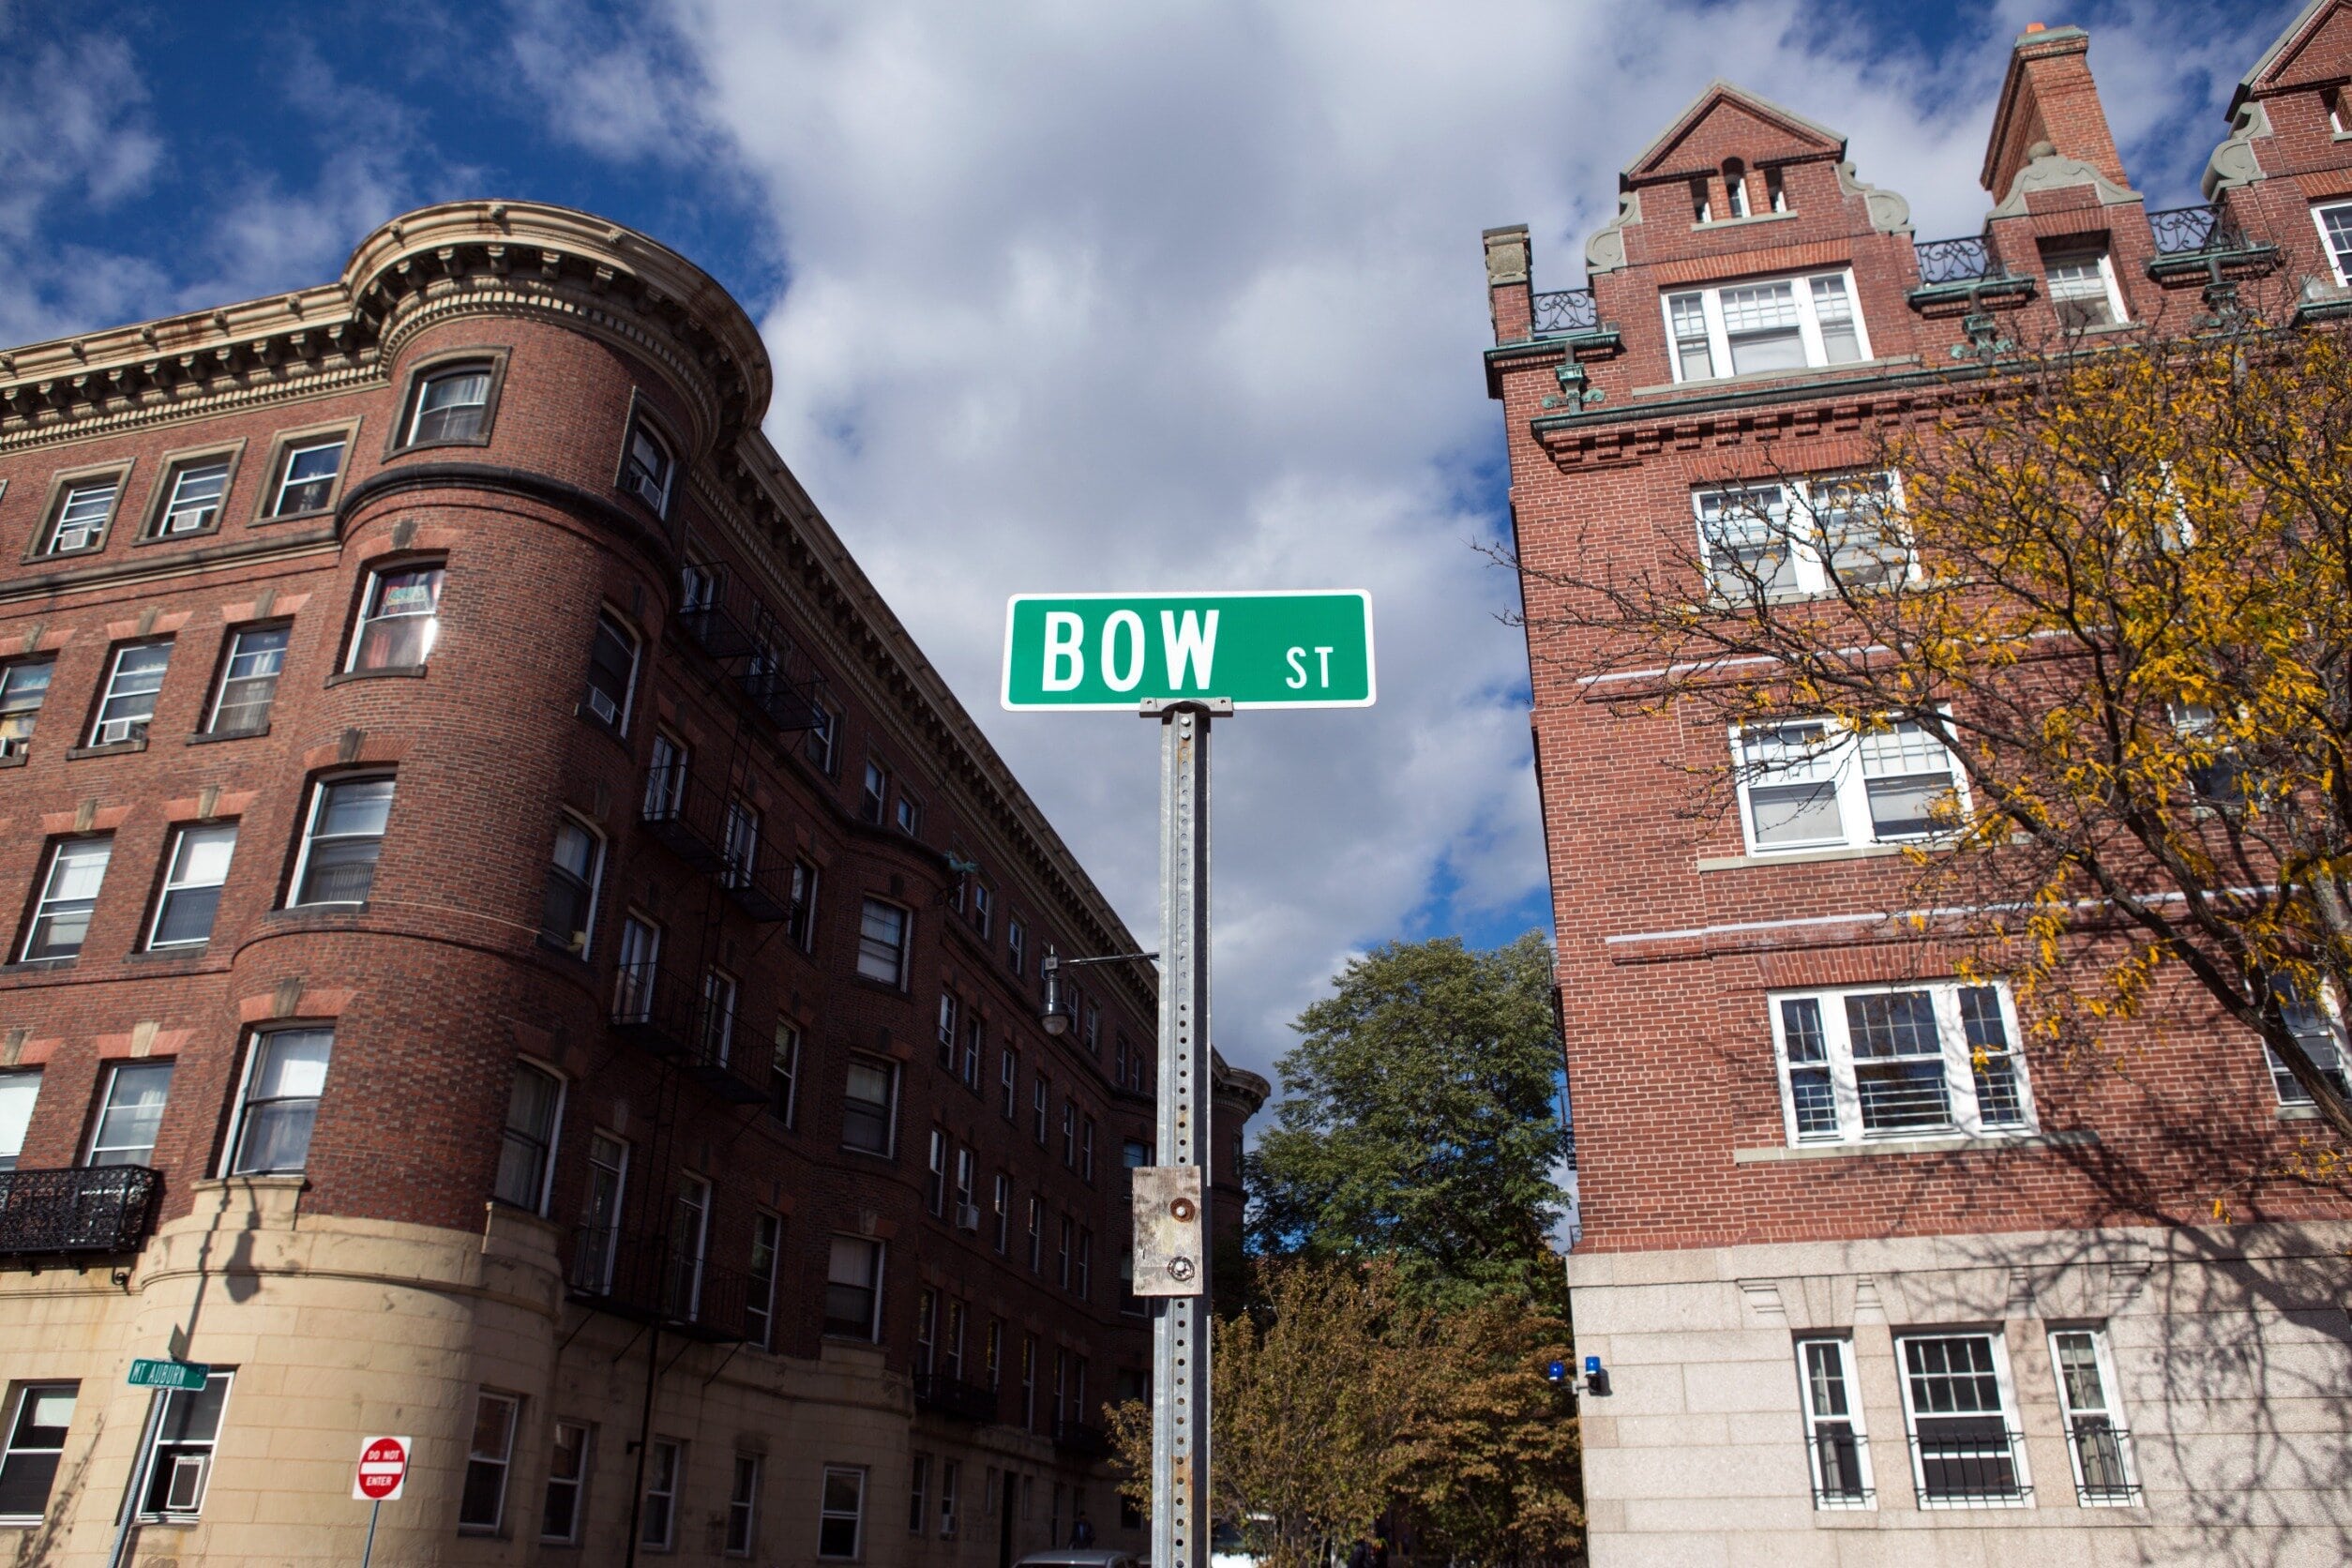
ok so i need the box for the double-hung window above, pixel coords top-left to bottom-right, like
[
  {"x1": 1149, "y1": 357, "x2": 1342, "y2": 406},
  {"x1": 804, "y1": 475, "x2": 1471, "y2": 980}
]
[
  {"x1": 699, "y1": 968, "x2": 739, "y2": 1068},
  {"x1": 641, "y1": 1440, "x2": 682, "y2": 1550},
  {"x1": 643, "y1": 732, "x2": 688, "y2": 822},
  {"x1": 228, "y1": 1028, "x2": 333, "y2": 1174},
  {"x1": 936, "y1": 991, "x2": 960, "y2": 1070},
  {"x1": 841, "y1": 1056, "x2": 897, "y2": 1155},
  {"x1": 270, "y1": 438, "x2": 345, "y2": 516},
  {"x1": 818, "y1": 1467, "x2": 867, "y2": 1560},
  {"x1": 1000, "y1": 1048, "x2": 1019, "y2": 1121},
  {"x1": 153, "y1": 459, "x2": 230, "y2": 537},
  {"x1": 2049, "y1": 1327, "x2": 2137, "y2": 1505},
  {"x1": 727, "y1": 1453, "x2": 762, "y2": 1556},
  {"x1": 85, "y1": 1063, "x2": 173, "y2": 1168},
  {"x1": 1663, "y1": 270, "x2": 1867, "y2": 382},
  {"x1": 824, "y1": 1235, "x2": 883, "y2": 1339},
  {"x1": 291, "y1": 776, "x2": 395, "y2": 905},
  {"x1": 860, "y1": 761, "x2": 888, "y2": 824},
  {"x1": 42, "y1": 478, "x2": 120, "y2": 554},
  {"x1": 139, "y1": 1371, "x2": 233, "y2": 1520},
  {"x1": 805, "y1": 701, "x2": 840, "y2": 775},
  {"x1": 0, "y1": 1071, "x2": 39, "y2": 1172},
  {"x1": 771, "y1": 1021, "x2": 801, "y2": 1127},
  {"x1": 147, "y1": 822, "x2": 235, "y2": 950},
  {"x1": 1794, "y1": 1338, "x2": 1872, "y2": 1508},
  {"x1": 787, "y1": 859, "x2": 819, "y2": 953},
  {"x1": 206, "y1": 626, "x2": 288, "y2": 733},
  {"x1": 669, "y1": 1175, "x2": 711, "y2": 1320},
  {"x1": 2043, "y1": 248, "x2": 2125, "y2": 328},
  {"x1": 2267, "y1": 979, "x2": 2351, "y2": 1107},
  {"x1": 0, "y1": 659, "x2": 53, "y2": 758},
  {"x1": 722, "y1": 798, "x2": 760, "y2": 893},
  {"x1": 746, "y1": 1214, "x2": 782, "y2": 1349},
  {"x1": 1007, "y1": 917, "x2": 1027, "y2": 978},
  {"x1": 856, "y1": 898, "x2": 910, "y2": 987},
  {"x1": 23, "y1": 837, "x2": 113, "y2": 960},
  {"x1": 459, "y1": 1391, "x2": 519, "y2": 1531},
  {"x1": 575, "y1": 1133, "x2": 628, "y2": 1293},
  {"x1": 1772, "y1": 980, "x2": 2032, "y2": 1145},
  {"x1": 927, "y1": 1128, "x2": 949, "y2": 1215},
  {"x1": 1897, "y1": 1334, "x2": 2028, "y2": 1507},
  {"x1": 0, "y1": 1383, "x2": 76, "y2": 1524},
  {"x1": 407, "y1": 364, "x2": 493, "y2": 445},
  {"x1": 1735, "y1": 715, "x2": 1963, "y2": 854},
  {"x1": 2314, "y1": 201, "x2": 2352, "y2": 287},
  {"x1": 992, "y1": 1171, "x2": 1011, "y2": 1252},
  {"x1": 493, "y1": 1063, "x2": 563, "y2": 1211},
  {"x1": 540, "y1": 818, "x2": 605, "y2": 956},
  {"x1": 621, "y1": 420, "x2": 674, "y2": 516},
  {"x1": 90, "y1": 641, "x2": 172, "y2": 746},
  {"x1": 582, "y1": 613, "x2": 640, "y2": 732},
  {"x1": 540, "y1": 1422, "x2": 590, "y2": 1544},
  {"x1": 347, "y1": 564, "x2": 443, "y2": 671},
  {"x1": 614, "y1": 915, "x2": 661, "y2": 1024},
  {"x1": 1695, "y1": 475, "x2": 1906, "y2": 601}
]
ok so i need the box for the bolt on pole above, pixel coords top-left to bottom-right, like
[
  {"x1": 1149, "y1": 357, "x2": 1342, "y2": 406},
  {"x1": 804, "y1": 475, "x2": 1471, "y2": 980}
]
[{"x1": 1144, "y1": 698, "x2": 1223, "y2": 1568}]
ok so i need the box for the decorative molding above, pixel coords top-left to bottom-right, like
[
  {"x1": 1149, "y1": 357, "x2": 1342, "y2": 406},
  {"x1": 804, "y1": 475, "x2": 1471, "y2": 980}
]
[
  {"x1": 1585, "y1": 189, "x2": 1642, "y2": 276},
  {"x1": 1988, "y1": 152, "x2": 2144, "y2": 219},
  {"x1": 2203, "y1": 100, "x2": 2273, "y2": 199},
  {"x1": 1835, "y1": 160, "x2": 1914, "y2": 234}
]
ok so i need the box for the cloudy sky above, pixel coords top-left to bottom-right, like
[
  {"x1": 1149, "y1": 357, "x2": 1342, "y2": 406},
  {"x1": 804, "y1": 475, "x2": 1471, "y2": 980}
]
[{"x1": 0, "y1": 0, "x2": 2300, "y2": 1087}]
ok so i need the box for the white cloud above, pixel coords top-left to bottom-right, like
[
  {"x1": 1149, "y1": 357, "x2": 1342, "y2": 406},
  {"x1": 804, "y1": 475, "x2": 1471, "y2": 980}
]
[{"x1": 493, "y1": 0, "x2": 2294, "y2": 1085}]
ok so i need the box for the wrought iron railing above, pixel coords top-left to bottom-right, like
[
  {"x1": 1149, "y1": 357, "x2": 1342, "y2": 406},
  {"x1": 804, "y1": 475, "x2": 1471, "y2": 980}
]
[
  {"x1": 913, "y1": 1373, "x2": 1002, "y2": 1425},
  {"x1": 0, "y1": 1166, "x2": 161, "y2": 1257},
  {"x1": 2067, "y1": 1422, "x2": 2140, "y2": 1504},
  {"x1": 1052, "y1": 1418, "x2": 1111, "y2": 1457},
  {"x1": 1805, "y1": 1428, "x2": 1873, "y2": 1507},
  {"x1": 1530, "y1": 289, "x2": 1599, "y2": 335},
  {"x1": 671, "y1": 565, "x2": 833, "y2": 733},
  {"x1": 568, "y1": 1225, "x2": 752, "y2": 1343},
  {"x1": 609, "y1": 963, "x2": 769, "y2": 1103},
  {"x1": 638, "y1": 765, "x2": 801, "y2": 922},
  {"x1": 1909, "y1": 1426, "x2": 2031, "y2": 1505},
  {"x1": 2148, "y1": 204, "x2": 2247, "y2": 257},
  {"x1": 1913, "y1": 235, "x2": 2001, "y2": 286}
]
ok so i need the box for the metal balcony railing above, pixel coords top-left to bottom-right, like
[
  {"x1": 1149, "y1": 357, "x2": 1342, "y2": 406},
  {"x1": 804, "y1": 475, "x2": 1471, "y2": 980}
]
[
  {"x1": 1913, "y1": 234, "x2": 2002, "y2": 286},
  {"x1": 0, "y1": 1166, "x2": 161, "y2": 1258},
  {"x1": 568, "y1": 1225, "x2": 752, "y2": 1343},
  {"x1": 1051, "y1": 1418, "x2": 1110, "y2": 1457},
  {"x1": 1909, "y1": 1425, "x2": 2031, "y2": 1506},
  {"x1": 2067, "y1": 1422, "x2": 2141, "y2": 1505},
  {"x1": 638, "y1": 765, "x2": 804, "y2": 923},
  {"x1": 913, "y1": 1373, "x2": 1002, "y2": 1425},
  {"x1": 671, "y1": 566, "x2": 832, "y2": 734},
  {"x1": 2148, "y1": 204, "x2": 2246, "y2": 257},
  {"x1": 1804, "y1": 1428, "x2": 1873, "y2": 1507},
  {"x1": 1530, "y1": 289, "x2": 1599, "y2": 335},
  {"x1": 610, "y1": 961, "x2": 770, "y2": 1103}
]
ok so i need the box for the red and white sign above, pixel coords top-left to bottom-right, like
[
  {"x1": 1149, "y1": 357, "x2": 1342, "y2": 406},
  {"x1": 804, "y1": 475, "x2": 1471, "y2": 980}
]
[{"x1": 353, "y1": 1435, "x2": 412, "y2": 1501}]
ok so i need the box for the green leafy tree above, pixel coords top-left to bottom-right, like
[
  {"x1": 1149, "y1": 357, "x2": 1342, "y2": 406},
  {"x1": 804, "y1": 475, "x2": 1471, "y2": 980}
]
[{"x1": 1247, "y1": 932, "x2": 1570, "y2": 1303}]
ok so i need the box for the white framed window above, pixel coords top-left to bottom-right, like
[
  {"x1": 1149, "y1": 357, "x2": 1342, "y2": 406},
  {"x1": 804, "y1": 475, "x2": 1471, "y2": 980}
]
[
  {"x1": 407, "y1": 364, "x2": 493, "y2": 445},
  {"x1": 940, "y1": 1457, "x2": 960, "y2": 1539},
  {"x1": 1772, "y1": 979, "x2": 2032, "y2": 1146},
  {"x1": 153, "y1": 459, "x2": 231, "y2": 537},
  {"x1": 746, "y1": 1213, "x2": 782, "y2": 1349},
  {"x1": 643, "y1": 732, "x2": 687, "y2": 821},
  {"x1": 0, "y1": 1382, "x2": 77, "y2": 1524},
  {"x1": 2311, "y1": 200, "x2": 2352, "y2": 287},
  {"x1": 1020, "y1": 1335, "x2": 1038, "y2": 1428},
  {"x1": 2049, "y1": 1327, "x2": 2138, "y2": 1505},
  {"x1": 225, "y1": 1027, "x2": 333, "y2": 1175},
  {"x1": 622, "y1": 420, "x2": 674, "y2": 516},
  {"x1": 700, "y1": 968, "x2": 738, "y2": 1067},
  {"x1": 459, "y1": 1390, "x2": 520, "y2": 1532},
  {"x1": 346, "y1": 563, "x2": 444, "y2": 671},
  {"x1": 926, "y1": 1127, "x2": 949, "y2": 1215},
  {"x1": 787, "y1": 858, "x2": 819, "y2": 953},
  {"x1": 986, "y1": 1319, "x2": 1003, "y2": 1390},
  {"x1": 270, "y1": 437, "x2": 345, "y2": 516},
  {"x1": 89, "y1": 641, "x2": 172, "y2": 746},
  {"x1": 894, "y1": 792, "x2": 924, "y2": 838},
  {"x1": 614, "y1": 914, "x2": 661, "y2": 1024},
  {"x1": 148, "y1": 822, "x2": 237, "y2": 950},
  {"x1": 856, "y1": 898, "x2": 910, "y2": 987},
  {"x1": 722, "y1": 798, "x2": 761, "y2": 892},
  {"x1": 772, "y1": 1020, "x2": 801, "y2": 1127},
  {"x1": 992, "y1": 1171, "x2": 1011, "y2": 1253},
  {"x1": 43, "y1": 477, "x2": 121, "y2": 553},
  {"x1": 22, "y1": 837, "x2": 113, "y2": 961},
  {"x1": 839, "y1": 1053, "x2": 899, "y2": 1155},
  {"x1": 641, "y1": 1439, "x2": 682, "y2": 1551},
  {"x1": 1896, "y1": 1334, "x2": 2029, "y2": 1508},
  {"x1": 914, "y1": 1288, "x2": 938, "y2": 1375},
  {"x1": 574, "y1": 1132, "x2": 628, "y2": 1293},
  {"x1": 540, "y1": 817, "x2": 605, "y2": 956},
  {"x1": 1026, "y1": 1196, "x2": 1043, "y2": 1273},
  {"x1": 1662, "y1": 269, "x2": 1868, "y2": 383},
  {"x1": 290, "y1": 775, "x2": 396, "y2": 905},
  {"x1": 824, "y1": 1235, "x2": 884, "y2": 1339},
  {"x1": 494, "y1": 1062, "x2": 564, "y2": 1212},
  {"x1": 1734, "y1": 715, "x2": 1963, "y2": 854},
  {"x1": 539, "y1": 1422, "x2": 591, "y2": 1544},
  {"x1": 818, "y1": 1466, "x2": 867, "y2": 1560},
  {"x1": 727, "y1": 1452, "x2": 762, "y2": 1557},
  {"x1": 954, "y1": 1147, "x2": 975, "y2": 1228},
  {"x1": 583, "y1": 612, "x2": 640, "y2": 732},
  {"x1": 0, "y1": 1071, "x2": 39, "y2": 1173},
  {"x1": 1007, "y1": 917, "x2": 1027, "y2": 977},
  {"x1": 2043, "y1": 248, "x2": 2126, "y2": 329},
  {"x1": 2268, "y1": 979, "x2": 2351, "y2": 1107},
  {"x1": 669, "y1": 1175, "x2": 711, "y2": 1320},
  {"x1": 971, "y1": 882, "x2": 992, "y2": 939},
  {"x1": 206, "y1": 626, "x2": 288, "y2": 734},
  {"x1": 1695, "y1": 475, "x2": 1908, "y2": 600},
  {"x1": 138, "y1": 1371, "x2": 232, "y2": 1521},
  {"x1": 1000, "y1": 1048, "x2": 1019, "y2": 1121},
  {"x1": 0, "y1": 658, "x2": 54, "y2": 759},
  {"x1": 805, "y1": 700, "x2": 840, "y2": 775},
  {"x1": 1795, "y1": 1338, "x2": 1872, "y2": 1508},
  {"x1": 860, "y1": 761, "x2": 888, "y2": 824},
  {"x1": 1033, "y1": 1075, "x2": 1049, "y2": 1146},
  {"x1": 85, "y1": 1062, "x2": 173, "y2": 1168}
]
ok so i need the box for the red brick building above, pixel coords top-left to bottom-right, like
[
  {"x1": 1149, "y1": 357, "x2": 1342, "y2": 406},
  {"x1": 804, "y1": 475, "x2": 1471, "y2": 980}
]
[
  {"x1": 1485, "y1": 7, "x2": 2352, "y2": 1561},
  {"x1": 0, "y1": 199, "x2": 1263, "y2": 1567}
]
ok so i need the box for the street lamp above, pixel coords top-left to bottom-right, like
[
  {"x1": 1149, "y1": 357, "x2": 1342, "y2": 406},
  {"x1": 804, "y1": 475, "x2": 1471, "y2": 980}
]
[{"x1": 1039, "y1": 945, "x2": 1157, "y2": 1036}]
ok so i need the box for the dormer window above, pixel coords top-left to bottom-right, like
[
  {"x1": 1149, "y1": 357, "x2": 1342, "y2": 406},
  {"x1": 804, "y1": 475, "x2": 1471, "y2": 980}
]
[
  {"x1": 2043, "y1": 248, "x2": 2125, "y2": 329},
  {"x1": 1723, "y1": 160, "x2": 1749, "y2": 219},
  {"x1": 1663, "y1": 270, "x2": 1868, "y2": 382}
]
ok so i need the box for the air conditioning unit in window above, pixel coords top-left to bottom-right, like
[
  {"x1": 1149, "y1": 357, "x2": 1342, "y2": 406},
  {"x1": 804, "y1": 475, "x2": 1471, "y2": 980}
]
[
  {"x1": 954, "y1": 1203, "x2": 982, "y2": 1232},
  {"x1": 94, "y1": 718, "x2": 148, "y2": 746},
  {"x1": 0, "y1": 735, "x2": 25, "y2": 761},
  {"x1": 585, "y1": 688, "x2": 621, "y2": 726},
  {"x1": 161, "y1": 1452, "x2": 209, "y2": 1514}
]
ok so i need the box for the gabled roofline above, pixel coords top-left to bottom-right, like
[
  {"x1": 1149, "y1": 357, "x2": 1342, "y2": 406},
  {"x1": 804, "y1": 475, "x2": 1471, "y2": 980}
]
[
  {"x1": 2230, "y1": 0, "x2": 2342, "y2": 114},
  {"x1": 1621, "y1": 79, "x2": 1847, "y2": 188}
]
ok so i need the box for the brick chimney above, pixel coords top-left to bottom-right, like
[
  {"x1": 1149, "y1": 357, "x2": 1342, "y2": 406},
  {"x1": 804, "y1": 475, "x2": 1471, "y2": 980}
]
[{"x1": 1980, "y1": 23, "x2": 2130, "y2": 200}]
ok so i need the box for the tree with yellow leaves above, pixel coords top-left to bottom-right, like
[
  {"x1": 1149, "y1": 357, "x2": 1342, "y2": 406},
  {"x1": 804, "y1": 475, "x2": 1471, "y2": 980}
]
[{"x1": 1505, "y1": 320, "x2": 2352, "y2": 1176}]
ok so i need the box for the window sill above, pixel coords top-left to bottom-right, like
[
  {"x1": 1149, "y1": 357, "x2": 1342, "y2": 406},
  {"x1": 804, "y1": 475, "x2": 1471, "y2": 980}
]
[
  {"x1": 0, "y1": 753, "x2": 23, "y2": 770},
  {"x1": 187, "y1": 724, "x2": 269, "y2": 746},
  {"x1": 23, "y1": 542, "x2": 108, "y2": 566},
  {"x1": 135, "y1": 525, "x2": 222, "y2": 548},
  {"x1": 391, "y1": 435, "x2": 494, "y2": 458},
  {"x1": 838, "y1": 1144, "x2": 897, "y2": 1161},
  {"x1": 1698, "y1": 842, "x2": 1930, "y2": 872},
  {"x1": 125, "y1": 945, "x2": 210, "y2": 965},
  {"x1": 67, "y1": 738, "x2": 148, "y2": 760},
  {"x1": 253, "y1": 506, "x2": 333, "y2": 528},
  {"x1": 1, "y1": 957, "x2": 77, "y2": 975},
  {"x1": 849, "y1": 974, "x2": 911, "y2": 998},
  {"x1": 1633, "y1": 354, "x2": 1922, "y2": 399},
  {"x1": 324, "y1": 666, "x2": 428, "y2": 686},
  {"x1": 1733, "y1": 1129, "x2": 2096, "y2": 1163},
  {"x1": 2278, "y1": 1104, "x2": 2322, "y2": 1121}
]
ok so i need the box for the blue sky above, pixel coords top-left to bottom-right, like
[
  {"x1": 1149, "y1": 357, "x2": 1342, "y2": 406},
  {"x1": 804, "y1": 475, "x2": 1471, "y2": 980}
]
[{"x1": 0, "y1": 0, "x2": 2301, "y2": 1082}]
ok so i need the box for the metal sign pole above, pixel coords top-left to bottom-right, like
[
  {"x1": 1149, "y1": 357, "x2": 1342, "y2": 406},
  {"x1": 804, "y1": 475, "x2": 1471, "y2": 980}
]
[
  {"x1": 360, "y1": 1498, "x2": 382, "y2": 1568},
  {"x1": 105, "y1": 1390, "x2": 164, "y2": 1568},
  {"x1": 1148, "y1": 698, "x2": 1221, "y2": 1568}
]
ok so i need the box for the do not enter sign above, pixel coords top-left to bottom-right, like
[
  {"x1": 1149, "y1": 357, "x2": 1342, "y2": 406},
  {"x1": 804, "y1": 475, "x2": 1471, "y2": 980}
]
[{"x1": 353, "y1": 1435, "x2": 412, "y2": 1501}]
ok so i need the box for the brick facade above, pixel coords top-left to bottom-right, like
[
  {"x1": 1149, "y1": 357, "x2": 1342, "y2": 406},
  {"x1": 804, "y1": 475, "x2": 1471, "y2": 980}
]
[
  {"x1": 1488, "y1": 8, "x2": 2352, "y2": 1563},
  {"x1": 0, "y1": 201, "x2": 1264, "y2": 1567}
]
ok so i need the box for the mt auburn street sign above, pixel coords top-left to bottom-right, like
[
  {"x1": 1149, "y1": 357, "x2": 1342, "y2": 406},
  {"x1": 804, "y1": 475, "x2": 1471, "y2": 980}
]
[{"x1": 1001, "y1": 590, "x2": 1375, "y2": 710}]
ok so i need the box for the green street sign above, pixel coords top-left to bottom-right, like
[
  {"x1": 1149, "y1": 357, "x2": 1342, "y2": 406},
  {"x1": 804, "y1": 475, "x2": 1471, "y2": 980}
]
[
  {"x1": 1002, "y1": 591, "x2": 1375, "y2": 711},
  {"x1": 128, "y1": 1358, "x2": 210, "y2": 1392}
]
